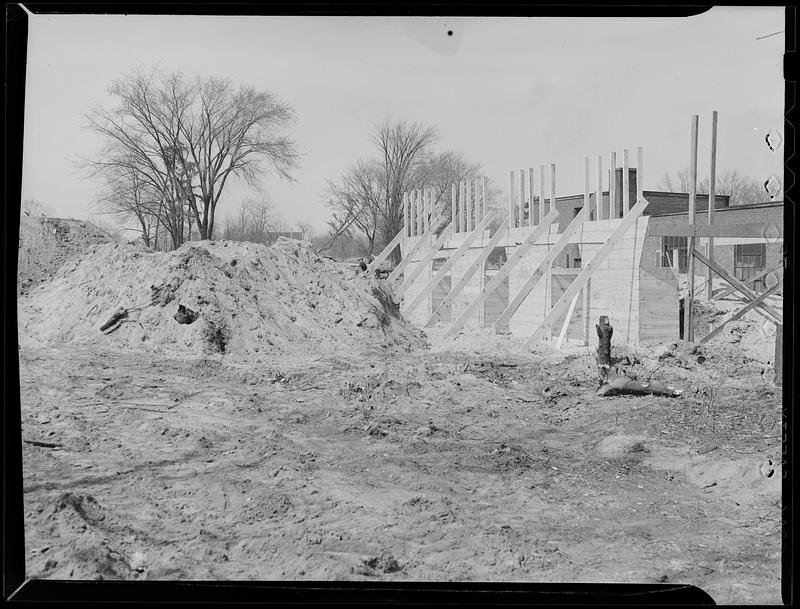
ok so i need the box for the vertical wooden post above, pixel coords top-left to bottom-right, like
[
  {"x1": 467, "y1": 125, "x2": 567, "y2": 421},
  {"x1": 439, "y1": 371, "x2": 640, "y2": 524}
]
[
  {"x1": 775, "y1": 323, "x2": 782, "y2": 386},
  {"x1": 595, "y1": 155, "x2": 603, "y2": 221},
  {"x1": 528, "y1": 168, "x2": 536, "y2": 225},
  {"x1": 508, "y1": 171, "x2": 516, "y2": 228},
  {"x1": 402, "y1": 192, "x2": 408, "y2": 237},
  {"x1": 623, "y1": 149, "x2": 630, "y2": 216},
  {"x1": 636, "y1": 146, "x2": 644, "y2": 203},
  {"x1": 706, "y1": 110, "x2": 718, "y2": 300},
  {"x1": 519, "y1": 169, "x2": 526, "y2": 227},
  {"x1": 451, "y1": 183, "x2": 458, "y2": 233},
  {"x1": 539, "y1": 165, "x2": 546, "y2": 219},
  {"x1": 550, "y1": 164, "x2": 556, "y2": 224},
  {"x1": 609, "y1": 152, "x2": 617, "y2": 219},
  {"x1": 482, "y1": 176, "x2": 488, "y2": 224},
  {"x1": 686, "y1": 115, "x2": 699, "y2": 342},
  {"x1": 468, "y1": 179, "x2": 475, "y2": 232},
  {"x1": 410, "y1": 190, "x2": 415, "y2": 236},
  {"x1": 673, "y1": 248, "x2": 680, "y2": 273},
  {"x1": 583, "y1": 156, "x2": 590, "y2": 219},
  {"x1": 582, "y1": 281, "x2": 590, "y2": 346}
]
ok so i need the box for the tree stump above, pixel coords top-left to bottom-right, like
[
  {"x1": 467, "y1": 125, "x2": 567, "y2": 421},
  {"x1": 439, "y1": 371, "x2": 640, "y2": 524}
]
[{"x1": 596, "y1": 315, "x2": 613, "y2": 384}]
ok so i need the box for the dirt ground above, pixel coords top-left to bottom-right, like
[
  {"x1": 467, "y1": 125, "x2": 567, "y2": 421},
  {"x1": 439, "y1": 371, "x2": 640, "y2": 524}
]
[{"x1": 19, "y1": 330, "x2": 781, "y2": 604}]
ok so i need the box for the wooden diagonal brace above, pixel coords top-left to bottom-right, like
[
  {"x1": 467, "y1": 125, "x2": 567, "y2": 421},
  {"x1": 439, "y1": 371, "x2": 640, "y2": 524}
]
[
  {"x1": 691, "y1": 249, "x2": 782, "y2": 324},
  {"x1": 396, "y1": 224, "x2": 453, "y2": 299},
  {"x1": 525, "y1": 196, "x2": 650, "y2": 347},
  {"x1": 444, "y1": 208, "x2": 559, "y2": 338},
  {"x1": 367, "y1": 228, "x2": 405, "y2": 273},
  {"x1": 425, "y1": 218, "x2": 510, "y2": 328},
  {"x1": 492, "y1": 204, "x2": 589, "y2": 332},
  {"x1": 387, "y1": 213, "x2": 447, "y2": 283},
  {"x1": 404, "y1": 210, "x2": 496, "y2": 314},
  {"x1": 712, "y1": 261, "x2": 784, "y2": 301},
  {"x1": 700, "y1": 279, "x2": 783, "y2": 344}
]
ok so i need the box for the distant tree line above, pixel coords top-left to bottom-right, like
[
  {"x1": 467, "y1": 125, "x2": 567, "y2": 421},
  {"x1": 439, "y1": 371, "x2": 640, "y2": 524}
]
[
  {"x1": 657, "y1": 168, "x2": 768, "y2": 206},
  {"x1": 82, "y1": 67, "x2": 299, "y2": 250}
]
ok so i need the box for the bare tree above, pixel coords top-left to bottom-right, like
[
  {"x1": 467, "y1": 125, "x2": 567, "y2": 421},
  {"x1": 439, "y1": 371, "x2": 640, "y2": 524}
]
[
  {"x1": 657, "y1": 168, "x2": 766, "y2": 206},
  {"x1": 414, "y1": 151, "x2": 482, "y2": 227},
  {"x1": 84, "y1": 67, "x2": 299, "y2": 246},
  {"x1": 221, "y1": 197, "x2": 278, "y2": 244}
]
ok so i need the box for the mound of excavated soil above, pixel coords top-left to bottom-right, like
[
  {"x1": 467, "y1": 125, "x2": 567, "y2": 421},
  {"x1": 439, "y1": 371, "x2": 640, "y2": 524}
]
[
  {"x1": 692, "y1": 298, "x2": 781, "y2": 364},
  {"x1": 18, "y1": 237, "x2": 426, "y2": 358},
  {"x1": 18, "y1": 216, "x2": 116, "y2": 297}
]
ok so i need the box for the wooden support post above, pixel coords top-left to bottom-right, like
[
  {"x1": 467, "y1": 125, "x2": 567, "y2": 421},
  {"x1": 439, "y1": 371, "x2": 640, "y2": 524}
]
[
  {"x1": 686, "y1": 115, "x2": 699, "y2": 342},
  {"x1": 468, "y1": 178, "x2": 475, "y2": 231},
  {"x1": 609, "y1": 152, "x2": 617, "y2": 219},
  {"x1": 692, "y1": 248, "x2": 782, "y2": 324},
  {"x1": 583, "y1": 157, "x2": 590, "y2": 218},
  {"x1": 427, "y1": 218, "x2": 510, "y2": 327},
  {"x1": 775, "y1": 323, "x2": 782, "y2": 387},
  {"x1": 508, "y1": 171, "x2": 516, "y2": 228},
  {"x1": 405, "y1": 211, "x2": 497, "y2": 314},
  {"x1": 525, "y1": 196, "x2": 651, "y2": 347},
  {"x1": 402, "y1": 192, "x2": 408, "y2": 237},
  {"x1": 461, "y1": 181, "x2": 468, "y2": 233},
  {"x1": 413, "y1": 190, "x2": 419, "y2": 236},
  {"x1": 397, "y1": 225, "x2": 453, "y2": 299},
  {"x1": 519, "y1": 169, "x2": 526, "y2": 227},
  {"x1": 529, "y1": 168, "x2": 537, "y2": 225},
  {"x1": 636, "y1": 146, "x2": 644, "y2": 203},
  {"x1": 493, "y1": 204, "x2": 590, "y2": 332},
  {"x1": 537, "y1": 165, "x2": 545, "y2": 220},
  {"x1": 595, "y1": 155, "x2": 603, "y2": 220},
  {"x1": 554, "y1": 292, "x2": 581, "y2": 350},
  {"x1": 550, "y1": 164, "x2": 556, "y2": 223},
  {"x1": 672, "y1": 248, "x2": 680, "y2": 275},
  {"x1": 481, "y1": 176, "x2": 488, "y2": 222},
  {"x1": 387, "y1": 213, "x2": 448, "y2": 283},
  {"x1": 582, "y1": 281, "x2": 590, "y2": 346},
  {"x1": 445, "y1": 208, "x2": 559, "y2": 338},
  {"x1": 700, "y1": 280, "x2": 782, "y2": 344},
  {"x1": 623, "y1": 149, "x2": 630, "y2": 215},
  {"x1": 707, "y1": 110, "x2": 718, "y2": 300},
  {"x1": 451, "y1": 183, "x2": 458, "y2": 233}
]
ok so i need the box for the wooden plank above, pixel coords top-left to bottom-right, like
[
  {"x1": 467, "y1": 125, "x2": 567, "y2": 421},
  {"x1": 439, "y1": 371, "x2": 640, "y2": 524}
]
[
  {"x1": 700, "y1": 280, "x2": 783, "y2": 344},
  {"x1": 687, "y1": 115, "x2": 699, "y2": 342},
  {"x1": 712, "y1": 261, "x2": 784, "y2": 300},
  {"x1": 692, "y1": 248, "x2": 783, "y2": 323},
  {"x1": 481, "y1": 176, "x2": 487, "y2": 222},
  {"x1": 529, "y1": 168, "x2": 537, "y2": 225},
  {"x1": 623, "y1": 149, "x2": 630, "y2": 216},
  {"x1": 519, "y1": 169, "x2": 526, "y2": 227},
  {"x1": 707, "y1": 110, "x2": 718, "y2": 300},
  {"x1": 508, "y1": 171, "x2": 516, "y2": 228},
  {"x1": 555, "y1": 292, "x2": 581, "y2": 349},
  {"x1": 444, "y1": 208, "x2": 559, "y2": 338},
  {"x1": 648, "y1": 223, "x2": 784, "y2": 239},
  {"x1": 426, "y1": 218, "x2": 510, "y2": 327},
  {"x1": 595, "y1": 155, "x2": 603, "y2": 220},
  {"x1": 636, "y1": 146, "x2": 644, "y2": 202},
  {"x1": 461, "y1": 181, "x2": 467, "y2": 233},
  {"x1": 610, "y1": 152, "x2": 617, "y2": 219},
  {"x1": 367, "y1": 227, "x2": 405, "y2": 273},
  {"x1": 387, "y1": 212, "x2": 447, "y2": 283},
  {"x1": 405, "y1": 210, "x2": 497, "y2": 314},
  {"x1": 539, "y1": 165, "x2": 546, "y2": 220},
  {"x1": 550, "y1": 164, "x2": 556, "y2": 224},
  {"x1": 525, "y1": 196, "x2": 651, "y2": 347},
  {"x1": 451, "y1": 183, "x2": 457, "y2": 232},
  {"x1": 583, "y1": 157, "x2": 590, "y2": 218},
  {"x1": 397, "y1": 224, "x2": 453, "y2": 298},
  {"x1": 493, "y1": 204, "x2": 590, "y2": 332}
]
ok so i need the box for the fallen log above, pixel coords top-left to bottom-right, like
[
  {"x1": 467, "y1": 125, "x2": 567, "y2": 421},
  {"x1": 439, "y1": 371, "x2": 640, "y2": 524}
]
[
  {"x1": 597, "y1": 375, "x2": 683, "y2": 398},
  {"x1": 100, "y1": 307, "x2": 128, "y2": 332}
]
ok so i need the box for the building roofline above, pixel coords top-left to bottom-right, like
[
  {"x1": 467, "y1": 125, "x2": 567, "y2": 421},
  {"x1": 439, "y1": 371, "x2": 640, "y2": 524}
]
[{"x1": 647, "y1": 200, "x2": 783, "y2": 218}]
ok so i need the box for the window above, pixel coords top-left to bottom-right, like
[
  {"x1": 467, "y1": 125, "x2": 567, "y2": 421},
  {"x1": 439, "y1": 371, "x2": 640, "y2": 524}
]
[
  {"x1": 573, "y1": 258, "x2": 582, "y2": 268},
  {"x1": 734, "y1": 243, "x2": 766, "y2": 291},
  {"x1": 574, "y1": 207, "x2": 582, "y2": 218},
  {"x1": 661, "y1": 236, "x2": 688, "y2": 272}
]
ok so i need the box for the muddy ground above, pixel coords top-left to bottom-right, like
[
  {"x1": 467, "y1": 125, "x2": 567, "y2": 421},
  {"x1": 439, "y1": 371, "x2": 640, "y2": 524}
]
[{"x1": 19, "y1": 334, "x2": 781, "y2": 604}]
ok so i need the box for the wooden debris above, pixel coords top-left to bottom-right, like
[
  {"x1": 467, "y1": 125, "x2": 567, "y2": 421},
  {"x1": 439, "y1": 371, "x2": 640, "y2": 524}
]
[
  {"x1": 100, "y1": 307, "x2": 128, "y2": 333},
  {"x1": 597, "y1": 375, "x2": 683, "y2": 398}
]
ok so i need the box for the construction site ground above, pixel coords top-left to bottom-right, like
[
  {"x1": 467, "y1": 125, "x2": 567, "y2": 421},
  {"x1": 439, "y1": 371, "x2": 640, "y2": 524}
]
[{"x1": 20, "y1": 329, "x2": 781, "y2": 604}]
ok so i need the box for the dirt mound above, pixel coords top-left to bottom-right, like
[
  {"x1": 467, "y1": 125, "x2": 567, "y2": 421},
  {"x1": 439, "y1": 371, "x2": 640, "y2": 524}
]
[
  {"x1": 18, "y1": 216, "x2": 116, "y2": 297},
  {"x1": 18, "y1": 237, "x2": 426, "y2": 357},
  {"x1": 692, "y1": 298, "x2": 780, "y2": 364}
]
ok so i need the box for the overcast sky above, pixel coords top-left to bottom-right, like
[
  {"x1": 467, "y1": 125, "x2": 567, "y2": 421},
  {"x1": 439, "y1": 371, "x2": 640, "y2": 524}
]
[{"x1": 21, "y1": 7, "x2": 784, "y2": 234}]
